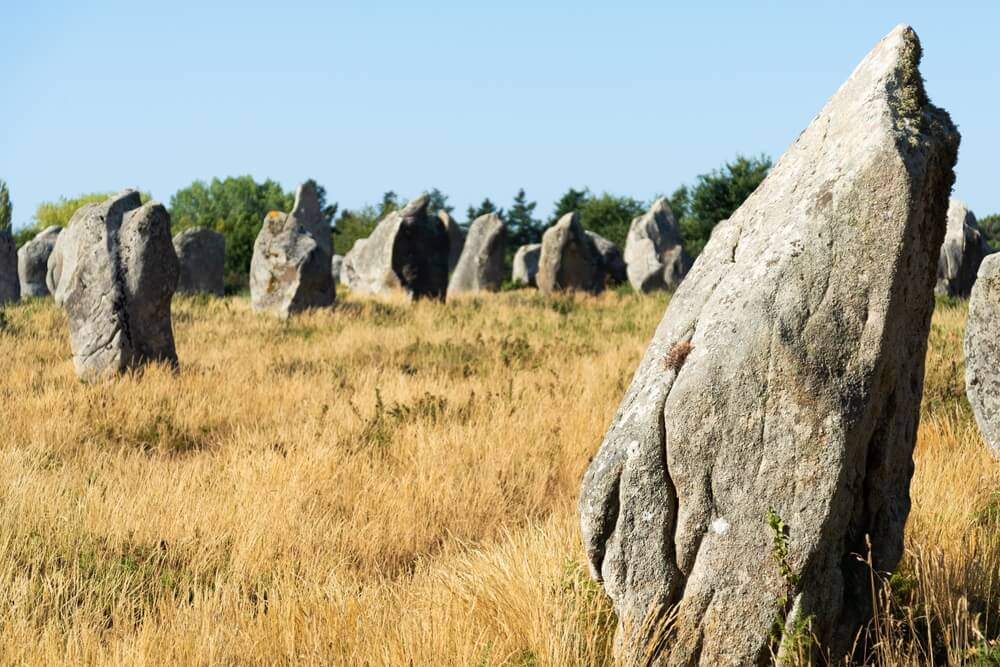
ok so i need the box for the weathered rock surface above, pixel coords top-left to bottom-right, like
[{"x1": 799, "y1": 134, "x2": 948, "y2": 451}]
[
  {"x1": 173, "y1": 228, "x2": 225, "y2": 296},
  {"x1": 0, "y1": 227, "x2": 18, "y2": 304},
  {"x1": 579, "y1": 25, "x2": 958, "y2": 664},
  {"x1": 936, "y1": 199, "x2": 990, "y2": 298},
  {"x1": 536, "y1": 213, "x2": 604, "y2": 294},
  {"x1": 17, "y1": 226, "x2": 61, "y2": 297},
  {"x1": 966, "y1": 255, "x2": 1000, "y2": 458},
  {"x1": 447, "y1": 213, "x2": 506, "y2": 295},
  {"x1": 50, "y1": 191, "x2": 180, "y2": 381},
  {"x1": 331, "y1": 254, "x2": 344, "y2": 285},
  {"x1": 249, "y1": 182, "x2": 335, "y2": 318},
  {"x1": 512, "y1": 243, "x2": 541, "y2": 287},
  {"x1": 341, "y1": 195, "x2": 449, "y2": 300},
  {"x1": 440, "y1": 210, "x2": 465, "y2": 273},
  {"x1": 625, "y1": 198, "x2": 691, "y2": 293},
  {"x1": 587, "y1": 231, "x2": 627, "y2": 284}
]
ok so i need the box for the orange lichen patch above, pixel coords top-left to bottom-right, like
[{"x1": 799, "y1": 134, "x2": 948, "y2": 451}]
[{"x1": 663, "y1": 340, "x2": 693, "y2": 371}]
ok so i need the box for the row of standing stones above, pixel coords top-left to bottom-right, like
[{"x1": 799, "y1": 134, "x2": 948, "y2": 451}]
[{"x1": 0, "y1": 22, "x2": 996, "y2": 664}]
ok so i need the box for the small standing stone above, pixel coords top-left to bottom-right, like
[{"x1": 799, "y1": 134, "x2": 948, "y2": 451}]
[
  {"x1": 936, "y1": 199, "x2": 991, "y2": 298},
  {"x1": 331, "y1": 254, "x2": 344, "y2": 285},
  {"x1": 17, "y1": 226, "x2": 61, "y2": 297},
  {"x1": 536, "y1": 212, "x2": 604, "y2": 294},
  {"x1": 625, "y1": 198, "x2": 691, "y2": 292},
  {"x1": 249, "y1": 182, "x2": 335, "y2": 318},
  {"x1": 586, "y1": 231, "x2": 627, "y2": 284},
  {"x1": 173, "y1": 228, "x2": 225, "y2": 296},
  {"x1": 447, "y1": 213, "x2": 507, "y2": 295},
  {"x1": 512, "y1": 243, "x2": 541, "y2": 287},
  {"x1": 341, "y1": 194, "x2": 449, "y2": 300}
]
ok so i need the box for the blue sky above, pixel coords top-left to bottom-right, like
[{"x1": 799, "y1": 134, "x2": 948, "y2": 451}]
[{"x1": 2, "y1": 1, "x2": 997, "y2": 229}]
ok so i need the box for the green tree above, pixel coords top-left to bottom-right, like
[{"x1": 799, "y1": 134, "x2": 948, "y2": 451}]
[
  {"x1": 506, "y1": 189, "x2": 543, "y2": 249},
  {"x1": 549, "y1": 187, "x2": 590, "y2": 224},
  {"x1": 980, "y1": 214, "x2": 1000, "y2": 252},
  {"x1": 675, "y1": 154, "x2": 771, "y2": 256},
  {"x1": 466, "y1": 197, "x2": 504, "y2": 224},
  {"x1": 0, "y1": 180, "x2": 11, "y2": 232},
  {"x1": 427, "y1": 188, "x2": 453, "y2": 216},
  {"x1": 578, "y1": 193, "x2": 646, "y2": 251},
  {"x1": 169, "y1": 176, "x2": 293, "y2": 291}
]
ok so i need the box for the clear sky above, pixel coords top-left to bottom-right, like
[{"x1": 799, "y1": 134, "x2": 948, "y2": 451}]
[{"x1": 2, "y1": 1, "x2": 997, "y2": 229}]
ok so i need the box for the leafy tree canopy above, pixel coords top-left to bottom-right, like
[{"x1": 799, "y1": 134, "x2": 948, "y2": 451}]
[
  {"x1": 979, "y1": 214, "x2": 1000, "y2": 252},
  {"x1": 672, "y1": 154, "x2": 771, "y2": 256},
  {"x1": 0, "y1": 180, "x2": 11, "y2": 233}
]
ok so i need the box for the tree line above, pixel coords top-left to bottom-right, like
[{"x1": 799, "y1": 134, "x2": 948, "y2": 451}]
[{"x1": 6, "y1": 154, "x2": 882, "y2": 291}]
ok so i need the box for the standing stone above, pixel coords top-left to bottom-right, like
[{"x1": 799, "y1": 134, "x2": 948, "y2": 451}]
[
  {"x1": 0, "y1": 227, "x2": 18, "y2": 305},
  {"x1": 447, "y1": 213, "x2": 507, "y2": 295},
  {"x1": 587, "y1": 231, "x2": 627, "y2": 284},
  {"x1": 341, "y1": 194, "x2": 449, "y2": 300},
  {"x1": 936, "y1": 199, "x2": 990, "y2": 298},
  {"x1": 331, "y1": 254, "x2": 344, "y2": 285},
  {"x1": 173, "y1": 228, "x2": 225, "y2": 296},
  {"x1": 579, "y1": 25, "x2": 958, "y2": 664},
  {"x1": 625, "y1": 198, "x2": 692, "y2": 292},
  {"x1": 250, "y1": 182, "x2": 334, "y2": 318},
  {"x1": 966, "y1": 255, "x2": 1000, "y2": 457},
  {"x1": 17, "y1": 226, "x2": 61, "y2": 297},
  {"x1": 440, "y1": 210, "x2": 465, "y2": 273},
  {"x1": 50, "y1": 191, "x2": 180, "y2": 381},
  {"x1": 512, "y1": 243, "x2": 541, "y2": 287},
  {"x1": 537, "y1": 212, "x2": 604, "y2": 294}
]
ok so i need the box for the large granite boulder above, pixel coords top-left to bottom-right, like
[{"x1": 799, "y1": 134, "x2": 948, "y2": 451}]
[
  {"x1": 625, "y1": 198, "x2": 691, "y2": 292},
  {"x1": 447, "y1": 213, "x2": 506, "y2": 295},
  {"x1": 341, "y1": 194, "x2": 449, "y2": 300},
  {"x1": 49, "y1": 191, "x2": 180, "y2": 381},
  {"x1": 966, "y1": 255, "x2": 1000, "y2": 458},
  {"x1": 536, "y1": 212, "x2": 604, "y2": 294},
  {"x1": 17, "y1": 226, "x2": 61, "y2": 297},
  {"x1": 936, "y1": 199, "x2": 990, "y2": 298},
  {"x1": 512, "y1": 243, "x2": 541, "y2": 287},
  {"x1": 173, "y1": 228, "x2": 225, "y2": 296},
  {"x1": 579, "y1": 25, "x2": 958, "y2": 664},
  {"x1": 587, "y1": 231, "x2": 627, "y2": 285},
  {"x1": 0, "y1": 227, "x2": 18, "y2": 305},
  {"x1": 249, "y1": 182, "x2": 334, "y2": 318},
  {"x1": 439, "y1": 210, "x2": 465, "y2": 273}
]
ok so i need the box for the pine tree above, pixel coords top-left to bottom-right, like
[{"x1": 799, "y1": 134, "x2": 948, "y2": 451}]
[
  {"x1": 0, "y1": 180, "x2": 11, "y2": 232},
  {"x1": 506, "y1": 188, "x2": 542, "y2": 248},
  {"x1": 466, "y1": 197, "x2": 504, "y2": 224},
  {"x1": 549, "y1": 187, "x2": 590, "y2": 224}
]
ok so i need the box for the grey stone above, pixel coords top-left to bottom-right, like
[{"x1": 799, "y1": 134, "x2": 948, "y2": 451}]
[
  {"x1": 17, "y1": 226, "x2": 61, "y2": 297},
  {"x1": 341, "y1": 194, "x2": 449, "y2": 300},
  {"x1": 51, "y1": 191, "x2": 180, "y2": 381},
  {"x1": 537, "y1": 212, "x2": 604, "y2": 294},
  {"x1": 173, "y1": 228, "x2": 225, "y2": 296},
  {"x1": 625, "y1": 198, "x2": 691, "y2": 293},
  {"x1": 587, "y1": 231, "x2": 627, "y2": 284},
  {"x1": 579, "y1": 25, "x2": 958, "y2": 665},
  {"x1": 439, "y1": 210, "x2": 465, "y2": 273},
  {"x1": 249, "y1": 182, "x2": 335, "y2": 318},
  {"x1": 936, "y1": 199, "x2": 991, "y2": 298},
  {"x1": 0, "y1": 227, "x2": 18, "y2": 305},
  {"x1": 512, "y1": 243, "x2": 541, "y2": 287},
  {"x1": 331, "y1": 254, "x2": 344, "y2": 285},
  {"x1": 447, "y1": 213, "x2": 507, "y2": 295},
  {"x1": 966, "y1": 255, "x2": 1000, "y2": 458}
]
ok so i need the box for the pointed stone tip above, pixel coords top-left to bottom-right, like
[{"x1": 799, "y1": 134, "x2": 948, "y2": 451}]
[
  {"x1": 557, "y1": 211, "x2": 578, "y2": 226},
  {"x1": 403, "y1": 194, "x2": 430, "y2": 216},
  {"x1": 293, "y1": 181, "x2": 320, "y2": 211}
]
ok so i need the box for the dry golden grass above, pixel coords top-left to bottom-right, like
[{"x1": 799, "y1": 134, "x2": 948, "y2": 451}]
[{"x1": 0, "y1": 292, "x2": 996, "y2": 666}]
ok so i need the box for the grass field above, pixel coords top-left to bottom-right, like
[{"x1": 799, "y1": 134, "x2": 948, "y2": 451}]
[{"x1": 0, "y1": 291, "x2": 996, "y2": 666}]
